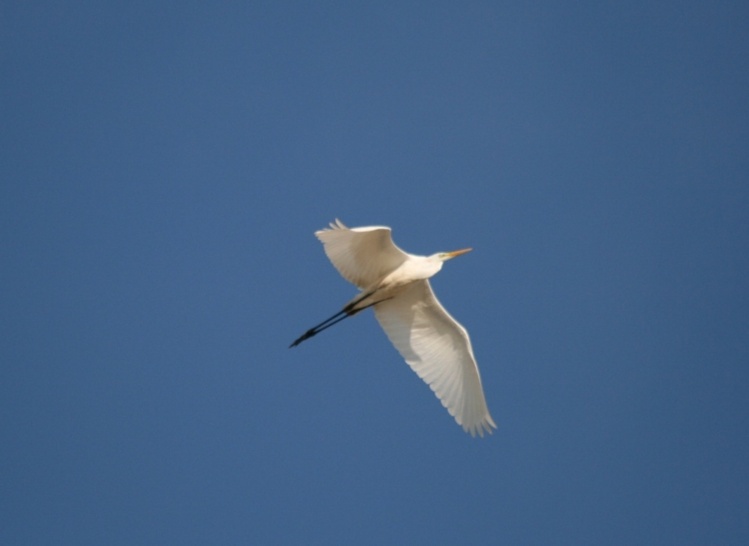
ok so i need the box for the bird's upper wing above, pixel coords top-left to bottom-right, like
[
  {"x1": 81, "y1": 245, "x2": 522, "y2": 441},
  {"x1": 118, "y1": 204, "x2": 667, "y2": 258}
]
[
  {"x1": 315, "y1": 219, "x2": 410, "y2": 289},
  {"x1": 374, "y1": 280, "x2": 497, "y2": 437}
]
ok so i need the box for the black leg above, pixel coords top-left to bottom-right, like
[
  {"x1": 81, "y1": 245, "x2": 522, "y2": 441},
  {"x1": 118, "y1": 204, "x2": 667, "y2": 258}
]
[{"x1": 288, "y1": 293, "x2": 393, "y2": 348}]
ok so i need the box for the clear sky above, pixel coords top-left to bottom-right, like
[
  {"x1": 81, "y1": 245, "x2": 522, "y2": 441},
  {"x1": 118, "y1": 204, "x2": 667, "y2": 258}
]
[{"x1": 2, "y1": 2, "x2": 748, "y2": 544}]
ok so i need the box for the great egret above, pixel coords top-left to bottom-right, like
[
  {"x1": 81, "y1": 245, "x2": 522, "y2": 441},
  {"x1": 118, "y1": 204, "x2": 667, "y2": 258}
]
[{"x1": 290, "y1": 219, "x2": 496, "y2": 437}]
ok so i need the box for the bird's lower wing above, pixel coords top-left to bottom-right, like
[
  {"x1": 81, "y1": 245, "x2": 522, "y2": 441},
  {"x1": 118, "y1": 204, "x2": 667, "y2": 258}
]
[{"x1": 373, "y1": 280, "x2": 496, "y2": 437}]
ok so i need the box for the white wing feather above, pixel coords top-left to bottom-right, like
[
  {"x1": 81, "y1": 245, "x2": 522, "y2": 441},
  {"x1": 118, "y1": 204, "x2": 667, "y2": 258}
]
[
  {"x1": 374, "y1": 280, "x2": 497, "y2": 437},
  {"x1": 315, "y1": 219, "x2": 409, "y2": 289}
]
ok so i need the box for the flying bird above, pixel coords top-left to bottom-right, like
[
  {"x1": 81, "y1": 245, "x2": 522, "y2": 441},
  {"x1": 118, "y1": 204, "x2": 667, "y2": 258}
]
[{"x1": 290, "y1": 220, "x2": 496, "y2": 437}]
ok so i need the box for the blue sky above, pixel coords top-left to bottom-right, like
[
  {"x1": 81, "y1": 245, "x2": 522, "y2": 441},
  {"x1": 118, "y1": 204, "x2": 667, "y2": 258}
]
[{"x1": 2, "y1": 1, "x2": 748, "y2": 544}]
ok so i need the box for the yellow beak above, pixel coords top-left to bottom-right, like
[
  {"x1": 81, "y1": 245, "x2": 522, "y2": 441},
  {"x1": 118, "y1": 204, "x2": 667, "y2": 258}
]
[{"x1": 444, "y1": 247, "x2": 473, "y2": 259}]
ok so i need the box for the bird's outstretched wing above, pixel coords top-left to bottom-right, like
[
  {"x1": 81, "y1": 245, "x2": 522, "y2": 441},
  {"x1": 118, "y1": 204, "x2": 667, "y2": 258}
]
[
  {"x1": 374, "y1": 280, "x2": 497, "y2": 437},
  {"x1": 315, "y1": 219, "x2": 409, "y2": 289}
]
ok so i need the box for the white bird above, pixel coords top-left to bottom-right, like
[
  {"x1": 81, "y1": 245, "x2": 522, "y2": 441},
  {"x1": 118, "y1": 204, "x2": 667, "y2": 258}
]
[{"x1": 290, "y1": 219, "x2": 496, "y2": 437}]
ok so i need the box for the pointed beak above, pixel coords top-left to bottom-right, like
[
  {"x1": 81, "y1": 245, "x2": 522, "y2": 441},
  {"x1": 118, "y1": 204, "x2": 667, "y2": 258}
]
[{"x1": 444, "y1": 247, "x2": 473, "y2": 259}]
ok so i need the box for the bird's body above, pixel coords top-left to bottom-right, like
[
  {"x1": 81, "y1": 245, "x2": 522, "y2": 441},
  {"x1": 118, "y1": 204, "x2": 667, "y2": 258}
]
[
  {"x1": 290, "y1": 219, "x2": 496, "y2": 437},
  {"x1": 343, "y1": 254, "x2": 442, "y2": 312}
]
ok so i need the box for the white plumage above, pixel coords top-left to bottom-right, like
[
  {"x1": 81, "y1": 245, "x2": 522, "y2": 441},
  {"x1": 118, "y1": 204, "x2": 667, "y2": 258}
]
[{"x1": 292, "y1": 219, "x2": 496, "y2": 437}]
